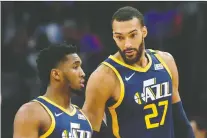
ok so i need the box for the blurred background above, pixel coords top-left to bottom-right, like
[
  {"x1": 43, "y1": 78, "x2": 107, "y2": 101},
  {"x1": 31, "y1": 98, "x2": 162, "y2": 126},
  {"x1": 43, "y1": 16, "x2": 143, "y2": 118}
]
[{"x1": 1, "y1": 1, "x2": 207, "y2": 138}]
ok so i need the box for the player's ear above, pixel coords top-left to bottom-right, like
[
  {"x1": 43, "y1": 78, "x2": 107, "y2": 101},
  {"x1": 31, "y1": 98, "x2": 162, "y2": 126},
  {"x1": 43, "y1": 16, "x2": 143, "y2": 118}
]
[
  {"x1": 142, "y1": 26, "x2": 148, "y2": 38},
  {"x1": 51, "y1": 69, "x2": 61, "y2": 81}
]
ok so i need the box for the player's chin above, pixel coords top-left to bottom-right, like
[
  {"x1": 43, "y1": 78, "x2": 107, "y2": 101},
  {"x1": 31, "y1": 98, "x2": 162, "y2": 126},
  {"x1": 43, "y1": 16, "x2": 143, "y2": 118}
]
[
  {"x1": 71, "y1": 83, "x2": 84, "y2": 90},
  {"x1": 125, "y1": 55, "x2": 135, "y2": 59},
  {"x1": 125, "y1": 55, "x2": 136, "y2": 61},
  {"x1": 75, "y1": 85, "x2": 84, "y2": 91},
  {"x1": 74, "y1": 82, "x2": 84, "y2": 88},
  {"x1": 125, "y1": 56, "x2": 137, "y2": 65},
  {"x1": 71, "y1": 86, "x2": 84, "y2": 96}
]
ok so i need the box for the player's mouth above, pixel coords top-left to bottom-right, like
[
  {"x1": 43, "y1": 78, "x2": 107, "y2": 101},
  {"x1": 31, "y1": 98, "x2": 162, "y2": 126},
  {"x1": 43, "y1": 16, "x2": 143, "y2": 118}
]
[
  {"x1": 124, "y1": 49, "x2": 135, "y2": 56},
  {"x1": 80, "y1": 79, "x2": 85, "y2": 88}
]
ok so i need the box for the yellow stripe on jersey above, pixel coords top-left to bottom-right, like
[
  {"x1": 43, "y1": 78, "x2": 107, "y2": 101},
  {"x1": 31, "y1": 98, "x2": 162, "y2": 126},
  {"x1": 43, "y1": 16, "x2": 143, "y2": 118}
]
[
  {"x1": 108, "y1": 53, "x2": 152, "y2": 72},
  {"x1": 73, "y1": 104, "x2": 93, "y2": 131},
  {"x1": 102, "y1": 62, "x2": 125, "y2": 109},
  {"x1": 148, "y1": 49, "x2": 156, "y2": 53},
  {"x1": 32, "y1": 100, "x2": 56, "y2": 138},
  {"x1": 102, "y1": 61, "x2": 125, "y2": 138},
  {"x1": 154, "y1": 54, "x2": 172, "y2": 79},
  {"x1": 148, "y1": 49, "x2": 172, "y2": 79},
  {"x1": 39, "y1": 96, "x2": 76, "y2": 116},
  {"x1": 108, "y1": 109, "x2": 121, "y2": 138}
]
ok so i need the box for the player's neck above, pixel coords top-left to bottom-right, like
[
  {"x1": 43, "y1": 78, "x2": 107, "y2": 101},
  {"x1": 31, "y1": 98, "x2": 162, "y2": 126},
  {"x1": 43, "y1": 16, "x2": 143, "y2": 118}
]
[
  {"x1": 44, "y1": 85, "x2": 73, "y2": 112},
  {"x1": 135, "y1": 52, "x2": 148, "y2": 68}
]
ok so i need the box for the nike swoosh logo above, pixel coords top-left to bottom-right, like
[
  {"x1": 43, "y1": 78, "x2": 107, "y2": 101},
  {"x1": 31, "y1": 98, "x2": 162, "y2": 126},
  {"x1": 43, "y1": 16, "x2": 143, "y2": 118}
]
[
  {"x1": 125, "y1": 72, "x2": 135, "y2": 81},
  {"x1": 55, "y1": 112, "x2": 64, "y2": 117}
]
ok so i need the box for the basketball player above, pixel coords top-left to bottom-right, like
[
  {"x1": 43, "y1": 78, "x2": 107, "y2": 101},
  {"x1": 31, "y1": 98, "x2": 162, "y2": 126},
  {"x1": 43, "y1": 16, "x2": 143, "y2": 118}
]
[
  {"x1": 13, "y1": 43, "x2": 92, "y2": 138},
  {"x1": 82, "y1": 6, "x2": 195, "y2": 138}
]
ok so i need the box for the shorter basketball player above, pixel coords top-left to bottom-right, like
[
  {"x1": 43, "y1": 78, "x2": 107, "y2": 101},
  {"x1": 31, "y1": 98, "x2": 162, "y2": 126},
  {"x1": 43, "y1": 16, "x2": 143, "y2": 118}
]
[{"x1": 13, "y1": 43, "x2": 92, "y2": 138}]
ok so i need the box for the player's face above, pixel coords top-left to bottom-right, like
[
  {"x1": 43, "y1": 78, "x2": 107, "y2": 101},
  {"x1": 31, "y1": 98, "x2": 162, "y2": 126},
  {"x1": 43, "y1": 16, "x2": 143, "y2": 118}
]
[
  {"x1": 60, "y1": 54, "x2": 85, "y2": 91},
  {"x1": 112, "y1": 17, "x2": 147, "y2": 64}
]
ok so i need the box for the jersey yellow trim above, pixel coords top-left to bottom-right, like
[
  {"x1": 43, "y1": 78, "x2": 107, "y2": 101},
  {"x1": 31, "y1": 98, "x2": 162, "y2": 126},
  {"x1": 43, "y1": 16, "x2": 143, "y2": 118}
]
[
  {"x1": 108, "y1": 108, "x2": 121, "y2": 138},
  {"x1": 39, "y1": 96, "x2": 77, "y2": 116},
  {"x1": 154, "y1": 54, "x2": 172, "y2": 79},
  {"x1": 102, "y1": 61, "x2": 124, "y2": 138},
  {"x1": 32, "y1": 99, "x2": 55, "y2": 138},
  {"x1": 108, "y1": 53, "x2": 152, "y2": 72},
  {"x1": 72, "y1": 104, "x2": 79, "y2": 109},
  {"x1": 102, "y1": 62, "x2": 125, "y2": 109},
  {"x1": 148, "y1": 49, "x2": 156, "y2": 53},
  {"x1": 72, "y1": 104, "x2": 93, "y2": 130},
  {"x1": 79, "y1": 110, "x2": 93, "y2": 131}
]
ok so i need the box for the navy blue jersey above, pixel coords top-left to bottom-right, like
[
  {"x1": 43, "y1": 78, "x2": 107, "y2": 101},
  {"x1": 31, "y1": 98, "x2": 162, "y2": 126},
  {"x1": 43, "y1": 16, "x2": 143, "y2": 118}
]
[
  {"x1": 33, "y1": 96, "x2": 92, "y2": 138},
  {"x1": 103, "y1": 49, "x2": 174, "y2": 138}
]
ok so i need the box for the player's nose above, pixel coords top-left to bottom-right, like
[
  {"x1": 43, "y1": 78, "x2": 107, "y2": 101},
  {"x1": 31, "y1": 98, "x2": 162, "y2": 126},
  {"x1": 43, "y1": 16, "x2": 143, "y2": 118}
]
[
  {"x1": 124, "y1": 38, "x2": 132, "y2": 48},
  {"x1": 80, "y1": 67, "x2": 85, "y2": 78}
]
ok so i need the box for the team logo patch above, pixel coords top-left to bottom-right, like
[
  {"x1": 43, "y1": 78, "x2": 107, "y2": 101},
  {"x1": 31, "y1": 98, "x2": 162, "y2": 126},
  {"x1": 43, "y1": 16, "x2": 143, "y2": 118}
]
[
  {"x1": 78, "y1": 114, "x2": 86, "y2": 120},
  {"x1": 154, "y1": 63, "x2": 164, "y2": 70}
]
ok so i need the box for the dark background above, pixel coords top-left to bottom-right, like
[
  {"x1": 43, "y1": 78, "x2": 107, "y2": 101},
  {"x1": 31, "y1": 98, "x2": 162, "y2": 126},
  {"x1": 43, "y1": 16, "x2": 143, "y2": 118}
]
[{"x1": 1, "y1": 2, "x2": 207, "y2": 138}]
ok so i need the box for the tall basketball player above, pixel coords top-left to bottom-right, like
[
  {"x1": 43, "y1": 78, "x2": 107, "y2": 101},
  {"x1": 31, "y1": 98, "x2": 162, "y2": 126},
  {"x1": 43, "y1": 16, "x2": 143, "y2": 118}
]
[{"x1": 82, "y1": 6, "x2": 195, "y2": 138}]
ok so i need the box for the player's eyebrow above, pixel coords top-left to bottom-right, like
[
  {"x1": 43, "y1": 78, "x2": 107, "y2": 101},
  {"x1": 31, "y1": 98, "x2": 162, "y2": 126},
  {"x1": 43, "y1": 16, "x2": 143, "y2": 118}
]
[
  {"x1": 113, "y1": 29, "x2": 138, "y2": 35},
  {"x1": 73, "y1": 60, "x2": 82, "y2": 65}
]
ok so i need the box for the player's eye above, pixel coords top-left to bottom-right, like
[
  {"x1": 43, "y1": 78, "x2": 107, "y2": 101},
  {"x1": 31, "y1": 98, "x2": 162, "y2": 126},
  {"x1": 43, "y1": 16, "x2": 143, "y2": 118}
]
[
  {"x1": 130, "y1": 33, "x2": 137, "y2": 39},
  {"x1": 73, "y1": 66, "x2": 79, "y2": 69},
  {"x1": 116, "y1": 36, "x2": 124, "y2": 41}
]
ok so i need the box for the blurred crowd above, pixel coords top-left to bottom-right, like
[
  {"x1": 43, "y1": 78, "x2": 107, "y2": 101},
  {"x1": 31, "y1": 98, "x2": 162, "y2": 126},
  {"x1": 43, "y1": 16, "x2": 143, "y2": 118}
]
[{"x1": 1, "y1": 2, "x2": 207, "y2": 138}]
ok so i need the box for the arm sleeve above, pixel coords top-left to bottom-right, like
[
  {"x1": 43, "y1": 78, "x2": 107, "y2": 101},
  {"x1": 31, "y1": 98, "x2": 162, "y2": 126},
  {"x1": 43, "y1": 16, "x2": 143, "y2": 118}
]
[{"x1": 172, "y1": 101, "x2": 195, "y2": 138}]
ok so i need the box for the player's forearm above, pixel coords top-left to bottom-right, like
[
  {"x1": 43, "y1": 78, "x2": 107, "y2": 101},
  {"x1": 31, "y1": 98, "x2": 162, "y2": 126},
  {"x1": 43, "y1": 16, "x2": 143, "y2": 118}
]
[{"x1": 172, "y1": 101, "x2": 195, "y2": 138}]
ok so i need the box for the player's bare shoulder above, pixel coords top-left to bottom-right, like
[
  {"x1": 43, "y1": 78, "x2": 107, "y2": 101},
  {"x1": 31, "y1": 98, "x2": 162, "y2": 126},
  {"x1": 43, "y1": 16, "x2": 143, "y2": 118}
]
[
  {"x1": 156, "y1": 50, "x2": 174, "y2": 63},
  {"x1": 14, "y1": 101, "x2": 50, "y2": 129},
  {"x1": 15, "y1": 102, "x2": 41, "y2": 122},
  {"x1": 156, "y1": 50, "x2": 177, "y2": 72},
  {"x1": 90, "y1": 63, "x2": 118, "y2": 87},
  {"x1": 86, "y1": 62, "x2": 120, "y2": 101}
]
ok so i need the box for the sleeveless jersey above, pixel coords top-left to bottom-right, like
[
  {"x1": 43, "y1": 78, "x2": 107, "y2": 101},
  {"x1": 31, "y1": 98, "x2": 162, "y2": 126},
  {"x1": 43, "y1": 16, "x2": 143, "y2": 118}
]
[
  {"x1": 103, "y1": 49, "x2": 174, "y2": 138},
  {"x1": 33, "y1": 96, "x2": 92, "y2": 138}
]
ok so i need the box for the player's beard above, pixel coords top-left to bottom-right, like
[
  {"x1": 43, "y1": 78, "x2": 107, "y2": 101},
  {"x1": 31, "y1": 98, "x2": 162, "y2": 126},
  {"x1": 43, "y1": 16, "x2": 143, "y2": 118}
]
[
  {"x1": 118, "y1": 37, "x2": 145, "y2": 65},
  {"x1": 65, "y1": 76, "x2": 84, "y2": 97},
  {"x1": 71, "y1": 87, "x2": 84, "y2": 97},
  {"x1": 70, "y1": 84, "x2": 84, "y2": 97}
]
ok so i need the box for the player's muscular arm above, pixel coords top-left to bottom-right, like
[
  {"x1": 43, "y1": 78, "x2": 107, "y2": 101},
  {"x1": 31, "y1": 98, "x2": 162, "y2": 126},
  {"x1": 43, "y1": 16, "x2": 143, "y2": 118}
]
[
  {"x1": 82, "y1": 64, "x2": 115, "y2": 132},
  {"x1": 157, "y1": 51, "x2": 195, "y2": 138},
  {"x1": 157, "y1": 51, "x2": 180, "y2": 103},
  {"x1": 13, "y1": 102, "x2": 41, "y2": 138}
]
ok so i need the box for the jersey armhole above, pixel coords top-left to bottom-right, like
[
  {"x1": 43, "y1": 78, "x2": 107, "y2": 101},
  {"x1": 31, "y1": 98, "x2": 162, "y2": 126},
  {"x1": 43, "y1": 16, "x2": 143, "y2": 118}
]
[
  {"x1": 32, "y1": 100, "x2": 56, "y2": 138},
  {"x1": 71, "y1": 104, "x2": 93, "y2": 130},
  {"x1": 102, "y1": 62, "x2": 125, "y2": 109},
  {"x1": 77, "y1": 108, "x2": 93, "y2": 131},
  {"x1": 102, "y1": 61, "x2": 123, "y2": 138}
]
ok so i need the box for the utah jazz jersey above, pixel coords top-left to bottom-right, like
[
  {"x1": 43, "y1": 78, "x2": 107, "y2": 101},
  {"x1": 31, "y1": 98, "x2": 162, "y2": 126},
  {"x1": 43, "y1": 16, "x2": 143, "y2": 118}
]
[
  {"x1": 33, "y1": 96, "x2": 92, "y2": 138},
  {"x1": 103, "y1": 49, "x2": 174, "y2": 138}
]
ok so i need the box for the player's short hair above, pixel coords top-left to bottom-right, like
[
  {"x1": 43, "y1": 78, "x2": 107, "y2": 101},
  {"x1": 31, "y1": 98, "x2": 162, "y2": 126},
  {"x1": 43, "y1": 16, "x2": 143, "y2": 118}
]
[
  {"x1": 36, "y1": 43, "x2": 77, "y2": 86},
  {"x1": 112, "y1": 6, "x2": 145, "y2": 26}
]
